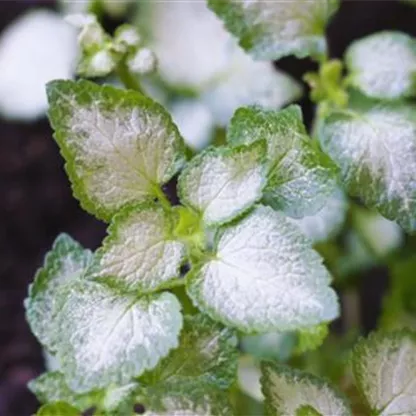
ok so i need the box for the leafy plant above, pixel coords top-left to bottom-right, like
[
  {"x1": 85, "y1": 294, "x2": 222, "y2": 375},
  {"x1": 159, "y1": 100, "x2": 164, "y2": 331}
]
[{"x1": 24, "y1": 1, "x2": 416, "y2": 415}]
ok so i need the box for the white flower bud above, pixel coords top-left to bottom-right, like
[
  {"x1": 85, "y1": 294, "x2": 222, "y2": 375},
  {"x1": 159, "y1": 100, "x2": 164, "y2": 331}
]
[
  {"x1": 116, "y1": 26, "x2": 141, "y2": 47},
  {"x1": 102, "y1": 0, "x2": 131, "y2": 17},
  {"x1": 88, "y1": 49, "x2": 116, "y2": 76},
  {"x1": 112, "y1": 25, "x2": 141, "y2": 54},
  {"x1": 65, "y1": 13, "x2": 106, "y2": 49},
  {"x1": 127, "y1": 48, "x2": 156, "y2": 75},
  {"x1": 80, "y1": 25, "x2": 106, "y2": 49},
  {"x1": 64, "y1": 13, "x2": 95, "y2": 28}
]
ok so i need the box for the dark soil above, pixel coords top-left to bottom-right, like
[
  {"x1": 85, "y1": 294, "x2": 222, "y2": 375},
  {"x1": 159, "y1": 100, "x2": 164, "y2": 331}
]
[
  {"x1": 0, "y1": 3, "x2": 106, "y2": 415},
  {"x1": 1, "y1": 1, "x2": 415, "y2": 415}
]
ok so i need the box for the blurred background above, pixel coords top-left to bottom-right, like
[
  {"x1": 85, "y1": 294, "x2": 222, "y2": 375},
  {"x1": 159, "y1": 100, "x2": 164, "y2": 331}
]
[{"x1": 1, "y1": 1, "x2": 416, "y2": 415}]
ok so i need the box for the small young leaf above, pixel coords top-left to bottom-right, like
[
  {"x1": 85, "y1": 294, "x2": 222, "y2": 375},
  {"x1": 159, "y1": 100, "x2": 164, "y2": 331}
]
[
  {"x1": 54, "y1": 281, "x2": 183, "y2": 393},
  {"x1": 29, "y1": 371, "x2": 139, "y2": 415},
  {"x1": 187, "y1": 205, "x2": 339, "y2": 332},
  {"x1": 346, "y1": 31, "x2": 416, "y2": 100},
  {"x1": 139, "y1": 384, "x2": 232, "y2": 416},
  {"x1": 295, "y1": 324, "x2": 329, "y2": 355},
  {"x1": 208, "y1": 0, "x2": 339, "y2": 60},
  {"x1": 178, "y1": 141, "x2": 266, "y2": 226},
  {"x1": 296, "y1": 405, "x2": 323, "y2": 416},
  {"x1": 228, "y1": 105, "x2": 338, "y2": 218},
  {"x1": 261, "y1": 362, "x2": 351, "y2": 416},
  {"x1": 352, "y1": 330, "x2": 416, "y2": 416},
  {"x1": 29, "y1": 371, "x2": 140, "y2": 415},
  {"x1": 36, "y1": 401, "x2": 80, "y2": 416},
  {"x1": 142, "y1": 314, "x2": 238, "y2": 390},
  {"x1": 47, "y1": 79, "x2": 185, "y2": 221},
  {"x1": 319, "y1": 99, "x2": 416, "y2": 232},
  {"x1": 91, "y1": 202, "x2": 186, "y2": 293},
  {"x1": 29, "y1": 371, "x2": 100, "y2": 410},
  {"x1": 288, "y1": 188, "x2": 347, "y2": 243},
  {"x1": 25, "y1": 234, "x2": 92, "y2": 351},
  {"x1": 101, "y1": 382, "x2": 140, "y2": 415},
  {"x1": 238, "y1": 356, "x2": 263, "y2": 402}
]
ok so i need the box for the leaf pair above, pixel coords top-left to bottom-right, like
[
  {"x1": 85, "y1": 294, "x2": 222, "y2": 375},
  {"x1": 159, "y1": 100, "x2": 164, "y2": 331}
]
[
  {"x1": 47, "y1": 79, "x2": 265, "y2": 226},
  {"x1": 319, "y1": 33, "x2": 416, "y2": 233},
  {"x1": 93, "y1": 203, "x2": 339, "y2": 334},
  {"x1": 319, "y1": 97, "x2": 416, "y2": 233},
  {"x1": 47, "y1": 80, "x2": 338, "y2": 226},
  {"x1": 210, "y1": 0, "x2": 416, "y2": 234},
  {"x1": 25, "y1": 234, "x2": 236, "y2": 412},
  {"x1": 178, "y1": 102, "x2": 340, "y2": 227},
  {"x1": 29, "y1": 311, "x2": 237, "y2": 415},
  {"x1": 25, "y1": 234, "x2": 183, "y2": 394}
]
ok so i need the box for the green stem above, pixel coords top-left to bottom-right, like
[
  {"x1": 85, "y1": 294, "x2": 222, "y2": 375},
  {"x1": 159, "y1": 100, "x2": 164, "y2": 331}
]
[
  {"x1": 88, "y1": 0, "x2": 104, "y2": 19},
  {"x1": 342, "y1": 289, "x2": 361, "y2": 332},
  {"x1": 348, "y1": 200, "x2": 380, "y2": 260},
  {"x1": 116, "y1": 60, "x2": 144, "y2": 94},
  {"x1": 312, "y1": 49, "x2": 329, "y2": 65},
  {"x1": 153, "y1": 185, "x2": 172, "y2": 211}
]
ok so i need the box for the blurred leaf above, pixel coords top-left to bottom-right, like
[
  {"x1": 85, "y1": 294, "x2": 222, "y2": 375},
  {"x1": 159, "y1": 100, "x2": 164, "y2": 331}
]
[
  {"x1": 29, "y1": 372, "x2": 100, "y2": 411},
  {"x1": 208, "y1": 0, "x2": 339, "y2": 60},
  {"x1": 319, "y1": 97, "x2": 416, "y2": 233},
  {"x1": 261, "y1": 362, "x2": 351, "y2": 416},
  {"x1": 240, "y1": 332, "x2": 296, "y2": 362},
  {"x1": 346, "y1": 31, "x2": 416, "y2": 100},
  {"x1": 381, "y1": 258, "x2": 416, "y2": 330},
  {"x1": 352, "y1": 330, "x2": 416, "y2": 415}
]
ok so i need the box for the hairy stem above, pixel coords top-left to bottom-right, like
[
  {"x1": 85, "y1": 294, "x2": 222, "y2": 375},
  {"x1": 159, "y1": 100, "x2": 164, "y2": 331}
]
[
  {"x1": 117, "y1": 60, "x2": 144, "y2": 94},
  {"x1": 153, "y1": 185, "x2": 172, "y2": 211}
]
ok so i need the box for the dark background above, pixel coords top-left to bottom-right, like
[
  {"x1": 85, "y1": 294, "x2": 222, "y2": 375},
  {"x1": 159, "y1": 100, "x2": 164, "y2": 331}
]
[{"x1": 1, "y1": 1, "x2": 415, "y2": 415}]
